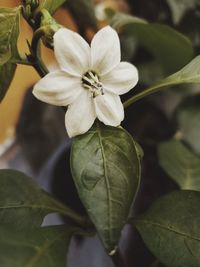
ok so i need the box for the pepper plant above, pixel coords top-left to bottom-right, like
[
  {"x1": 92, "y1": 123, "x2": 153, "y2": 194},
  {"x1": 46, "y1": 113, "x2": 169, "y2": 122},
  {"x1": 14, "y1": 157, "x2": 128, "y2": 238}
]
[{"x1": 0, "y1": 1, "x2": 200, "y2": 267}]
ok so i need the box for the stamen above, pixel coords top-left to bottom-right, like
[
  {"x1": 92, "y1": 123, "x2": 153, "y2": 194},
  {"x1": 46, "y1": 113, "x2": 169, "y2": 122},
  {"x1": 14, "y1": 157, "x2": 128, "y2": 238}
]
[{"x1": 82, "y1": 71, "x2": 104, "y2": 98}]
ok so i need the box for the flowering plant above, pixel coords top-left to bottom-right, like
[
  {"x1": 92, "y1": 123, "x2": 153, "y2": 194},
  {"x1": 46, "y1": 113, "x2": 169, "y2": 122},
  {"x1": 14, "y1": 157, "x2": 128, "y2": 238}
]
[{"x1": 0, "y1": 1, "x2": 200, "y2": 267}]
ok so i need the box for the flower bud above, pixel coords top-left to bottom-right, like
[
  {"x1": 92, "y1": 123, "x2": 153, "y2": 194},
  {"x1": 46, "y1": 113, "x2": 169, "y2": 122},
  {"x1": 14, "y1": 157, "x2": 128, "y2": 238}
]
[
  {"x1": 41, "y1": 24, "x2": 62, "y2": 48},
  {"x1": 23, "y1": 0, "x2": 39, "y2": 20}
]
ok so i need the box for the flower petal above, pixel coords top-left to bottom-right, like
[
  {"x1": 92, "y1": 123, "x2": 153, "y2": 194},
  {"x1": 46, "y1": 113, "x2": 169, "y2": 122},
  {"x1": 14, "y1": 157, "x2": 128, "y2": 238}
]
[
  {"x1": 65, "y1": 90, "x2": 96, "y2": 137},
  {"x1": 91, "y1": 26, "x2": 121, "y2": 76},
  {"x1": 94, "y1": 93, "x2": 124, "y2": 126},
  {"x1": 101, "y1": 62, "x2": 139, "y2": 95},
  {"x1": 33, "y1": 71, "x2": 82, "y2": 106},
  {"x1": 54, "y1": 28, "x2": 90, "y2": 76}
]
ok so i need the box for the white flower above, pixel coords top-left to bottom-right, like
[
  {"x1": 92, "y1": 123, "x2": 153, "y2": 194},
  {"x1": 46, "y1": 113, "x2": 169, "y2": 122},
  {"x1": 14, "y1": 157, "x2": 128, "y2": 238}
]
[{"x1": 33, "y1": 26, "x2": 138, "y2": 137}]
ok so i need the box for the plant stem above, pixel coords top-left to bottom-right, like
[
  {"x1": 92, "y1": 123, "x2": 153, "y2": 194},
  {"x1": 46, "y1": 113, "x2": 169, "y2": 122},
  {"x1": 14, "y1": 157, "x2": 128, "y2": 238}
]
[
  {"x1": 30, "y1": 27, "x2": 49, "y2": 77},
  {"x1": 110, "y1": 249, "x2": 127, "y2": 267},
  {"x1": 123, "y1": 81, "x2": 178, "y2": 108}
]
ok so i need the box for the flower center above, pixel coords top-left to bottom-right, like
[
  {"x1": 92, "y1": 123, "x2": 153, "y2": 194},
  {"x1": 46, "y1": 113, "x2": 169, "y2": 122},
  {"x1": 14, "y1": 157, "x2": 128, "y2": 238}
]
[{"x1": 82, "y1": 71, "x2": 104, "y2": 98}]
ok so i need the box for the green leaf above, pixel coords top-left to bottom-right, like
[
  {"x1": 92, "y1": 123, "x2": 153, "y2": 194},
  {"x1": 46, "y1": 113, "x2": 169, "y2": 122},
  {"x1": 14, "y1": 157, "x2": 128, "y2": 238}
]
[
  {"x1": 0, "y1": 7, "x2": 20, "y2": 101},
  {"x1": 0, "y1": 225, "x2": 76, "y2": 267},
  {"x1": 158, "y1": 139, "x2": 200, "y2": 190},
  {"x1": 70, "y1": 124, "x2": 141, "y2": 253},
  {"x1": 0, "y1": 169, "x2": 85, "y2": 227},
  {"x1": 134, "y1": 190, "x2": 200, "y2": 267},
  {"x1": 65, "y1": 0, "x2": 97, "y2": 29},
  {"x1": 40, "y1": 0, "x2": 66, "y2": 14},
  {"x1": 0, "y1": 7, "x2": 20, "y2": 65},
  {"x1": 176, "y1": 97, "x2": 200, "y2": 154},
  {"x1": 0, "y1": 63, "x2": 17, "y2": 101},
  {"x1": 124, "y1": 56, "x2": 200, "y2": 108},
  {"x1": 167, "y1": 0, "x2": 197, "y2": 24},
  {"x1": 107, "y1": 10, "x2": 193, "y2": 74}
]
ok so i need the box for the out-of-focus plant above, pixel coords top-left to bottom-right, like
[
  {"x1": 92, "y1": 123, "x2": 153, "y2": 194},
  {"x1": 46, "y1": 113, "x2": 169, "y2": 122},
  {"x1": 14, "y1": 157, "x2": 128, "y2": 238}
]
[{"x1": 1, "y1": 0, "x2": 200, "y2": 266}]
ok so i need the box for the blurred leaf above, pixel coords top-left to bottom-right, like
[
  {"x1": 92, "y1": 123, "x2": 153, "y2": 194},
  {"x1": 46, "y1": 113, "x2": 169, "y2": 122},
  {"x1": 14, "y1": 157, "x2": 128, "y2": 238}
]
[
  {"x1": 0, "y1": 7, "x2": 20, "y2": 65},
  {"x1": 40, "y1": 0, "x2": 66, "y2": 14},
  {"x1": 176, "y1": 96, "x2": 200, "y2": 154},
  {"x1": 65, "y1": 0, "x2": 97, "y2": 29},
  {"x1": 124, "y1": 56, "x2": 200, "y2": 107},
  {"x1": 158, "y1": 139, "x2": 200, "y2": 190},
  {"x1": 0, "y1": 7, "x2": 20, "y2": 102},
  {"x1": 0, "y1": 169, "x2": 84, "y2": 227},
  {"x1": 0, "y1": 225, "x2": 76, "y2": 267},
  {"x1": 134, "y1": 190, "x2": 200, "y2": 267},
  {"x1": 0, "y1": 63, "x2": 16, "y2": 101},
  {"x1": 107, "y1": 10, "x2": 193, "y2": 74},
  {"x1": 71, "y1": 124, "x2": 141, "y2": 253},
  {"x1": 167, "y1": 0, "x2": 197, "y2": 24}
]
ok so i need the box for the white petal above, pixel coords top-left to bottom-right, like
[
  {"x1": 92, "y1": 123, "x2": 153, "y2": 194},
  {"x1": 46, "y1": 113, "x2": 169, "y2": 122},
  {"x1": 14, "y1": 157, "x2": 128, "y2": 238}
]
[
  {"x1": 33, "y1": 71, "x2": 82, "y2": 106},
  {"x1": 91, "y1": 26, "x2": 121, "y2": 76},
  {"x1": 65, "y1": 90, "x2": 96, "y2": 137},
  {"x1": 101, "y1": 62, "x2": 139, "y2": 95},
  {"x1": 54, "y1": 28, "x2": 90, "y2": 76},
  {"x1": 94, "y1": 93, "x2": 124, "y2": 126}
]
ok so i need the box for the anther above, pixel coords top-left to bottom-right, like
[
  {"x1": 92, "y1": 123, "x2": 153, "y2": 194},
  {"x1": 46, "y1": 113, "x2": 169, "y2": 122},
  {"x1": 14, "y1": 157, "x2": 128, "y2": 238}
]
[{"x1": 82, "y1": 71, "x2": 104, "y2": 98}]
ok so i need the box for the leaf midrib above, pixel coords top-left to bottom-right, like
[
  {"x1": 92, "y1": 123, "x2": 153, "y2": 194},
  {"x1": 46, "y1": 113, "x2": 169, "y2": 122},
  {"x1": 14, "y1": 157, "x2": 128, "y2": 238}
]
[
  {"x1": 97, "y1": 126, "x2": 112, "y2": 243},
  {"x1": 136, "y1": 219, "x2": 200, "y2": 242}
]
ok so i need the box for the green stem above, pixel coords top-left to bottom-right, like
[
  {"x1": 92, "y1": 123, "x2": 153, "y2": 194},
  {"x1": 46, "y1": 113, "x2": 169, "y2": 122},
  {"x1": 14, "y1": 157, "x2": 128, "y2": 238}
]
[
  {"x1": 110, "y1": 249, "x2": 127, "y2": 267},
  {"x1": 123, "y1": 81, "x2": 178, "y2": 108},
  {"x1": 10, "y1": 58, "x2": 32, "y2": 66},
  {"x1": 46, "y1": 198, "x2": 90, "y2": 227},
  {"x1": 30, "y1": 27, "x2": 49, "y2": 77}
]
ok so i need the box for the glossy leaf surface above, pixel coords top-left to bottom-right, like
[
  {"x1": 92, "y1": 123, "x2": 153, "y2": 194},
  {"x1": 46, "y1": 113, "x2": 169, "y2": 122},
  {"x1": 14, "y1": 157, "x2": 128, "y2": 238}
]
[
  {"x1": 71, "y1": 124, "x2": 141, "y2": 252},
  {"x1": 0, "y1": 225, "x2": 75, "y2": 267},
  {"x1": 158, "y1": 139, "x2": 200, "y2": 190},
  {"x1": 0, "y1": 169, "x2": 82, "y2": 227},
  {"x1": 135, "y1": 190, "x2": 200, "y2": 267}
]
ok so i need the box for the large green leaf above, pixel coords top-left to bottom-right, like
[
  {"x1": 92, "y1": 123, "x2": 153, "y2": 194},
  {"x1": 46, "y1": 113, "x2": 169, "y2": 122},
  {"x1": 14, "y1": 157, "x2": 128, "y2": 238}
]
[
  {"x1": 0, "y1": 169, "x2": 84, "y2": 227},
  {"x1": 0, "y1": 7, "x2": 20, "y2": 65},
  {"x1": 124, "y1": 56, "x2": 200, "y2": 107},
  {"x1": 158, "y1": 139, "x2": 200, "y2": 190},
  {"x1": 134, "y1": 190, "x2": 200, "y2": 267},
  {"x1": 40, "y1": 0, "x2": 66, "y2": 14},
  {"x1": 107, "y1": 10, "x2": 193, "y2": 74},
  {"x1": 0, "y1": 225, "x2": 76, "y2": 267},
  {"x1": 71, "y1": 124, "x2": 141, "y2": 253},
  {"x1": 167, "y1": 0, "x2": 197, "y2": 24},
  {"x1": 176, "y1": 97, "x2": 200, "y2": 154}
]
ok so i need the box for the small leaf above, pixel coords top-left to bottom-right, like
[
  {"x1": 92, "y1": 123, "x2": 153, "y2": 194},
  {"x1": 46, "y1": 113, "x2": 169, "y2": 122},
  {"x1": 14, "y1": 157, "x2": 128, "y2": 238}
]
[
  {"x1": 167, "y1": 0, "x2": 197, "y2": 24},
  {"x1": 158, "y1": 139, "x2": 200, "y2": 190},
  {"x1": 176, "y1": 97, "x2": 200, "y2": 154},
  {"x1": 0, "y1": 63, "x2": 17, "y2": 101},
  {"x1": 71, "y1": 124, "x2": 141, "y2": 252},
  {"x1": 0, "y1": 225, "x2": 76, "y2": 267},
  {"x1": 0, "y1": 7, "x2": 20, "y2": 64},
  {"x1": 0, "y1": 169, "x2": 83, "y2": 227},
  {"x1": 40, "y1": 0, "x2": 66, "y2": 14},
  {"x1": 134, "y1": 190, "x2": 200, "y2": 267},
  {"x1": 107, "y1": 10, "x2": 193, "y2": 74}
]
